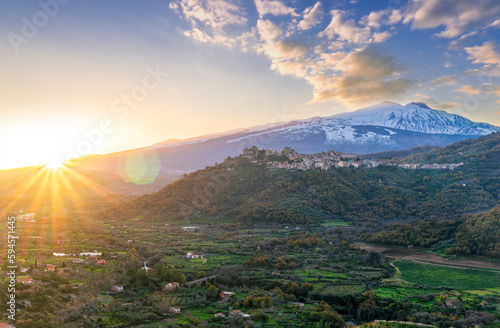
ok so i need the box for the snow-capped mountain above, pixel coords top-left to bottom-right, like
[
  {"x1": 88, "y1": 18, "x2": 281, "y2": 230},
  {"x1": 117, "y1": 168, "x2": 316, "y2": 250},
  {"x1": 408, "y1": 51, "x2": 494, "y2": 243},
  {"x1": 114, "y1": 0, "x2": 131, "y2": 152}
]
[
  {"x1": 333, "y1": 101, "x2": 498, "y2": 135},
  {"x1": 78, "y1": 101, "x2": 499, "y2": 186},
  {"x1": 208, "y1": 101, "x2": 499, "y2": 154}
]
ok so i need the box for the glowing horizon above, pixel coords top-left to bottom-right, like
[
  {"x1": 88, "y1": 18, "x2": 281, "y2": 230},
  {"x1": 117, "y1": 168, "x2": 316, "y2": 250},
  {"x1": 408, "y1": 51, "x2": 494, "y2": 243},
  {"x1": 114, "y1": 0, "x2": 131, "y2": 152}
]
[{"x1": 1, "y1": 0, "x2": 499, "y2": 170}]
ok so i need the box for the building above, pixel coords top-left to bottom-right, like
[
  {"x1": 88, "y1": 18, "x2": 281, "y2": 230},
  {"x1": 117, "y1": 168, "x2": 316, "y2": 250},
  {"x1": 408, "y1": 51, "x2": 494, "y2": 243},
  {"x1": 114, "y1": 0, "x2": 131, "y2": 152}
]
[
  {"x1": 17, "y1": 278, "x2": 34, "y2": 284},
  {"x1": 242, "y1": 147, "x2": 258, "y2": 158},
  {"x1": 97, "y1": 260, "x2": 107, "y2": 265},
  {"x1": 72, "y1": 258, "x2": 83, "y2": 263},
  {"x1": 230, "y1": 310, "x2": 241, "y2": 316},
  {"x1": 0, "y1": 323, "x2": 16, "y2": 328},
  {"x1": 169, "y1": 307, "x2": 181, "y2": 315},
  {"x1": 141, "y1": 261, "x2": 151, "y2": 272},
  {"x1": 79, "y1": 252, "x2": 102, "y2": 257},
  {"x1": 164, "y1": 282, "x2": 180, "y2": 292},
  {"x1": 214, "y1": 313, "x2": 225, "y2": 317},
  {"x1": 265, "y1": 148, "x2": 277, "y2": 156},
  {"x1": 182, "y1": 226, "x2": 199, "y2": 232},
  {"x1": 20, "y1": 300, "x2": 31, "y2": 307},
  {"x1": 46, "y1": 264, "x2": 56, "y2": 272},
  {"x1": 446, "y1": 299, "x2": 461, "y2": 309},
  {"x1": 219, "y1": 291, "x2": 234, "y2": 300},
  {"x1": 292, "y1": 302, "x2": 305, "y2": 308},
  {"x1": 186, "y1": 252, "x2": 203, "y2": 259},
  {"x1": 111, "y1": 285, "x2": 124, "y2": 293},
  {"x1": 17, "y1": 213, "x2": 35, "y2": 222}
]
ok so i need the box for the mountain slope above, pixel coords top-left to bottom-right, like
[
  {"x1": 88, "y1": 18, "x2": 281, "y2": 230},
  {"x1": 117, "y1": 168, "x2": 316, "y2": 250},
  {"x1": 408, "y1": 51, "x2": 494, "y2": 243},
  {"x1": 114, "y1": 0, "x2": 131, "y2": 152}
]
[
  {"x1": 333, "y1": 101, "x2": 498, "y2": 135},
  {"x1": 84, "y1": 101, "x2": 499, "y2": 185},
  {"x1": 1, "y1": 101, "x2": 497, "y2": 200},
  {"x1": 105, "y1": 134, "x2": 500, "y2": 227}
]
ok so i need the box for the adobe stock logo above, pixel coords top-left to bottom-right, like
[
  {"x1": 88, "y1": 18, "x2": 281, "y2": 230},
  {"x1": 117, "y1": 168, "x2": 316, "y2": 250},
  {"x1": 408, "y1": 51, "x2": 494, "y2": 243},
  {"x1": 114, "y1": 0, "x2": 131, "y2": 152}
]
[{"x1": 7, "y1": 0, "x2": 70, "y2": 53}]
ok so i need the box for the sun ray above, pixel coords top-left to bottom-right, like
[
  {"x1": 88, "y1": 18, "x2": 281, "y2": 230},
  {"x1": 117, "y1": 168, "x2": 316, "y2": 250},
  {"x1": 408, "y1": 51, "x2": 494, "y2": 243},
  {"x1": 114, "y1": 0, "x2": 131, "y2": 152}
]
[
  {"x1": 59, "y1": 166, "x2": 129, "y2": 206},
  {"x1": 0, "y1": 166, "x2": 47, "y2": 214}
]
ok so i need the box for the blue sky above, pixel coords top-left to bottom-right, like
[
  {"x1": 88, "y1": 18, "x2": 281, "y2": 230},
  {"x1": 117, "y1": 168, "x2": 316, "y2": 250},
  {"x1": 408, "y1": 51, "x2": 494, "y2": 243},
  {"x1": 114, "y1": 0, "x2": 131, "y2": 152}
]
[{"x1": 0, "y1": 0, "x2": 499, "y2": 169}]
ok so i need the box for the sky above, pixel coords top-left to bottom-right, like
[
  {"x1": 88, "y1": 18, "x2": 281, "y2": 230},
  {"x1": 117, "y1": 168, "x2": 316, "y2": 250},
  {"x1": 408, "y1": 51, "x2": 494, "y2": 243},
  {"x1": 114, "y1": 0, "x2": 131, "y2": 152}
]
[{"x1": 0, "y1": 0, "x2": 500, "y2": 169}]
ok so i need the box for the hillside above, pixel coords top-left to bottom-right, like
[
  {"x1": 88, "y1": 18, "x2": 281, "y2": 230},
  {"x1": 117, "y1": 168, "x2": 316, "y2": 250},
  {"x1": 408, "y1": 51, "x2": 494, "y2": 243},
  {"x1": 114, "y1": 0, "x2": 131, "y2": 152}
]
[
  {"x1": 395, "y1": 131, "x2": 500, "y2": 166},
  {"x1": 105, "y1": 144, "x2": 499, "y2": 228}
]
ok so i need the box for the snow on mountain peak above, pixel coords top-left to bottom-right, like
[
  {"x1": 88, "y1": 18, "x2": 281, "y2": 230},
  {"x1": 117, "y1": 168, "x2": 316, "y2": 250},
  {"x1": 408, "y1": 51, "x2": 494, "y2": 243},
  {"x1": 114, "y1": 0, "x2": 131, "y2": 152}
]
[
  {"x1": 405, "y1": 102, "x2": 431, "y2": 109},
  {"x1": 329, "y1": 101, "x2": 499, "y2": 135}
]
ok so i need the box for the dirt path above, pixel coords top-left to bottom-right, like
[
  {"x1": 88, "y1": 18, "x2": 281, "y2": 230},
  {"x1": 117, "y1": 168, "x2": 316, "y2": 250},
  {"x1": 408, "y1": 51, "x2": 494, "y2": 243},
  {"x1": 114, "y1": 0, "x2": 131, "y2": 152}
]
[{"x1": 355, "y1": 242, "x2": 500, "y2": 271}]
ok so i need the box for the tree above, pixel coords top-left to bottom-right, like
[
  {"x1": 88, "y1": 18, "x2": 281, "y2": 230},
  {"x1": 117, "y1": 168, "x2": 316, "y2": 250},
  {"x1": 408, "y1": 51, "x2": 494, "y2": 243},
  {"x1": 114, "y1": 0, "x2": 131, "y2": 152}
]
[
  {"x1": 438, "y1": 294, "x2": 448, "y2": 304},
  {"x1": 206, "y1": 284, "x2": 219, "y2": 301}
]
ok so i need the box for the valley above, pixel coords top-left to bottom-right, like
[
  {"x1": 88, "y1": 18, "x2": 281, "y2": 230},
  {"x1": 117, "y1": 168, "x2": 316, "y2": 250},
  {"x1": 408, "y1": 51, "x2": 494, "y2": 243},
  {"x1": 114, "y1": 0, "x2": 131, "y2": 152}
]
[{"x1": 1, "y1": 132, "x2": 499, "y2": 327}]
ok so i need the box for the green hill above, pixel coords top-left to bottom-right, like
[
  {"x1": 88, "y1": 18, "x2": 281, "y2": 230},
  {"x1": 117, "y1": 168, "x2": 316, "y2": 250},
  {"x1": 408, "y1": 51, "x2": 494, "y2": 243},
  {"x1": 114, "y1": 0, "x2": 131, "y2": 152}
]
[{"x1": 105, "y1": 147, "x2": 498, "y2": 227}]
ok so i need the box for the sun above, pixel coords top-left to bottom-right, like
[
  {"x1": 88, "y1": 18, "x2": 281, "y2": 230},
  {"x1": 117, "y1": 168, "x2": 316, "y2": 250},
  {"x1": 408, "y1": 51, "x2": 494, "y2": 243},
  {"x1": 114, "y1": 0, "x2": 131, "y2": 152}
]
[
  {"x1": 0, "y1": 119, "x2": 82, "y2": 170},
  {"x1": 45, "y1": 160, "x2": 64, "y2": 170}
]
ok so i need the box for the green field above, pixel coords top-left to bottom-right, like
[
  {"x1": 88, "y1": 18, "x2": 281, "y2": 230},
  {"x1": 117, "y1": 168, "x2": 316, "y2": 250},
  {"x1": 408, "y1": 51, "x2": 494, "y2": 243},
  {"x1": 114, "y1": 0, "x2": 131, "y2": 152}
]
[
  {"x1": 375, "y1": 286, "x2": 441, "y2": 302},
  {"x1": 320, "y1": 284, "x2": 365, "y2": 295},
  {"x1": 322, "y1": 218, "x2": 351, "y2": 227},
  {"x1": 396, "y1": 260, "x2": 500, "y2": 290}
]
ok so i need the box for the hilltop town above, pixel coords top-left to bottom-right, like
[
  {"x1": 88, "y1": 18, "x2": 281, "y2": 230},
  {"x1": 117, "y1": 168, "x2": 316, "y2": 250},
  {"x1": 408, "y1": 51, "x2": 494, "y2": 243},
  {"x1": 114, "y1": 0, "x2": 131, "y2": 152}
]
[{"x1": 230, "y1": 146, "x2": 463, "y2": 171}]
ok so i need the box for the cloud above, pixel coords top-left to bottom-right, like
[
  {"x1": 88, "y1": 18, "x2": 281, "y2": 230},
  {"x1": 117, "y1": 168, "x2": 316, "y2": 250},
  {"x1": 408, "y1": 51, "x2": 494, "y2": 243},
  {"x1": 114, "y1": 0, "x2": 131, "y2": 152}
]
[
  {"x1": 170, "y1": 0, "x2": 250, "y2": 47},
  {"x1": 465, "y1": 42, "x2": 500, "y2": 68},
  {"x1": 431, "y1": 75, "x2": 457, "y2": 87},
  {"x1": 257, "y1": 19, "x2": 282, "y2": 42},
  {"x1": 448, "y1": 31, "x2": 479, "y2": 50},
  {"x1": 414, "y1": 94, "x2": 459, "y2": 110},
  {"x1": 361, "y1": 9, "x2": 402, "y2": 29},
  {"x1": 319, "y1": 10, "x2": 371, "y2": 44},
  {"x1": 306, "y1": 47, "x2": 414, "y2": 106},
  {"x1": 172, "y1": 2, "x2": 412, "y2": 107},
  {"x1": 403, "y1": 0, "x2": 500, "y2": 38},
  {"x1": 271, "y1": 60, "x2": 309, "y2": 77},
  {"x1": 261, "y1": 40, "x2": 309, "y2": 60},
  {"x1": 489, "y1": 19, "x2": 500, "y2": 28},
  {"x1": 373, "y1": 31, "x2": 391, "y2": 43},
  {"x1": 456, "y1": 84, "x2": 500, "y2": 96},
  {"x1": 298, "y1": 2, "x2": 323, "y2": 31},
  {"x1": 254, "y1": 0, "x2": 297, "y2": 17},
  {"x1": 177, "y1": 0, "x2": 247, "y2": 30}
]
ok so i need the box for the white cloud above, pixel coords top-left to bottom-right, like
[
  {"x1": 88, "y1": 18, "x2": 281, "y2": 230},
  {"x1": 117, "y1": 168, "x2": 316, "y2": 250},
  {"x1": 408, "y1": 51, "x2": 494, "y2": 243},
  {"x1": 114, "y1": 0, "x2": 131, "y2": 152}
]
[
  {"x1": 254, "y1": 0, "x2": 297, "y2": 17},
  {"x1": 262, "y1": 40, "x2": 309, "y2": 60},
  {"x1": 388, "y1": 10, "x2": 403, "y2": 25},
  {"x1": 404, "y1": 0, "x2": 500, "y2": 38},
  {"x1": 465, "y1": 42, "x2": 500, "y2": 68},
  {"x1": 298, "y1": 2, "x2": 324, "y2": 31},
  {"x1": 177, "y1": 0, "x2": 247, "y2": 30},
  {"x1": 430, "y1": 75, "x2": 456, "y2": 87},
  {"x1": 271, "y1": 60, "x2": 309, "y2": 77},
  {"x1": 361, "y1": 9, "x2": 402, "y2": 29},
  {"x1": 171, "y1": 0, "x2": 249, "y2": 48},
  {"x1": 319, "y1": 10, "x2": 371, "y2": 44},
  {"x1": 373, "y1": 31, "x2": 391, "y2": 43},
  {"x1": 171, "y1": 1, "x2": 413, "y2": 107},
  {"x1": 448, "y1": 31, "x2": 479, "y2": 50},
  {"x1": 256, "y1": 19, "x2": 282, "y2": 42},
  {"x1": 489, "y1": 19, "x2": 500, "y2": 28},
  {"x1": 456, "y1": 84, "x2": 500, "y2": 96}
]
